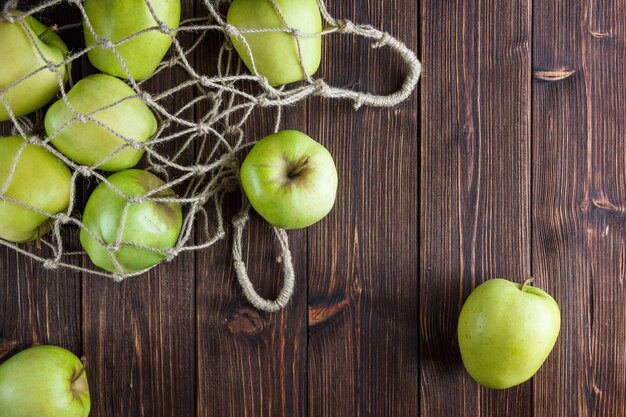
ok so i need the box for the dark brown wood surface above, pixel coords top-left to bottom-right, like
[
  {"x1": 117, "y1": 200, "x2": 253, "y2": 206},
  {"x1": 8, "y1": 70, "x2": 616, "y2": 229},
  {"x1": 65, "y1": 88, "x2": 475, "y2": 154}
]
[
  {"x1": 421, "y1": 0, "x2": 626, "y2": 417},
  {"x1": 0, "y1": 0, "x2": 418, "y2": 417},
  {"x1": 10, "y1": 0, "x2": 626, "y2": 415}
]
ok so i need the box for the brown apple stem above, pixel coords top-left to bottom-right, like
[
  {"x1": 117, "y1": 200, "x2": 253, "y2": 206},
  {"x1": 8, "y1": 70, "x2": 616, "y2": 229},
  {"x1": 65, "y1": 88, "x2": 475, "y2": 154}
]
[
  {"x1": 38, "y1": 25, "x2": 58, "y2": 40},
  {"x1": 289, "y1": 157, "x2": 310, "y2": 178},
  {"x1": 71, "y1": 357, "x2": 87, "y2": 384},
  {"x1": 520, "y1": 277, "x2": 534, "y2": 292}
]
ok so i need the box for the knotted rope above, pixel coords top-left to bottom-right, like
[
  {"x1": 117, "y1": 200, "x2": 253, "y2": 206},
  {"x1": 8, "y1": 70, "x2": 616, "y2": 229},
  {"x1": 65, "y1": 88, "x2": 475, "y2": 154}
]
[{"x1": 0, "y1": 0, "x2": 420, "y2": 312}]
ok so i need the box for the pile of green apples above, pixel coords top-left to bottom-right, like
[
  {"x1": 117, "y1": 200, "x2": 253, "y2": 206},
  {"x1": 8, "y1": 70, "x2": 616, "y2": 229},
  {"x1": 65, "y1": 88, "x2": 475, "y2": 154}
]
[
  {"x1": 0, "y1": 0, "x2": 336, "y2": 414},
  {"x1": 0, "y1": 0, "x2": 336, "y2": 278}
]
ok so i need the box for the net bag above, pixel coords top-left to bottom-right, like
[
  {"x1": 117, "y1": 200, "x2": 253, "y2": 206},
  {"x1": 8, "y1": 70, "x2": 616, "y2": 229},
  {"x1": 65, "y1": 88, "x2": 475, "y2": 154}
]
[{"x1": 0, "y1": 0, "x2": 421, "y2": 312}]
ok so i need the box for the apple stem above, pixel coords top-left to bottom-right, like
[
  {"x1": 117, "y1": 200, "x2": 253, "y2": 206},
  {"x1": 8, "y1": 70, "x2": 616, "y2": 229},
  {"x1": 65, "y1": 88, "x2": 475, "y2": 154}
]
[
  {"x1": 520, "y1": 277, "x2": 534, "y2": 292},
  {"x1": 289, "y1": 157, "x2": 310, "y2": 178},
  {"x1": 38, "y1": 25, "x2": 57, "y2": 41},
  {"x1": 71, "y1": 357, "x2": 87, "y2": 384}
]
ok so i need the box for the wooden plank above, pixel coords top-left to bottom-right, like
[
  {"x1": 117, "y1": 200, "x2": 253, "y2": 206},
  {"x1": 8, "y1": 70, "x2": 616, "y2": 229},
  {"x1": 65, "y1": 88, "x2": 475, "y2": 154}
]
[
  {"x1": 80, "y1": 1, "x2": 197, "y2": 415},
  {"x1": 194, "y1": 2, "x2": 308, "y2": 414},
  {"x1": 306, "y1": 0, "x2": 419, "y2": 416},
  {"x1": 532, "y1": 0, "x2": 626, "y2": 415},
  {"x1": 0, "y1": 0, "x2": 83, "y2": 374},
  {"x1": 195, "y1": 213, "x2": 308, "y2": 417},
  {"x1": 0, "y1": 244, "x2": 82, "y2": 357},
  {"x1": 420, "y1": 0, "x2": 532, "y2": 415}
]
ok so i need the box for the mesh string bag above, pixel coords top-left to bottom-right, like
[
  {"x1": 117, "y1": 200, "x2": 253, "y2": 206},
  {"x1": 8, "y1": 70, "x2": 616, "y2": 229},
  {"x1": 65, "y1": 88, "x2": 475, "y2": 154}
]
[{"x1": 0, "y1": 0, "x2": 421, "y2": 312}]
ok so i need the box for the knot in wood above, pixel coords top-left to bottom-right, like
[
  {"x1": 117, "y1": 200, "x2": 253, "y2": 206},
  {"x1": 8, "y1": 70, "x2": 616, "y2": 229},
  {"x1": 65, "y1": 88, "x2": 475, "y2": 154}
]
[
  {"x1": 228, "y1": 308, "x2": 265, "y2": 335},
  {"x1": 533, "y1": 69, "x2": 576, "y2": 82}
]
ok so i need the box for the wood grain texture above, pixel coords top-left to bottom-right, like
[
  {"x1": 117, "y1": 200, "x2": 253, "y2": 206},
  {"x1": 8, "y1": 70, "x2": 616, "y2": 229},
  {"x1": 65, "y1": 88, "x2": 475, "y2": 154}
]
[
  {"x1": 0, "y1": 0, "x2": 83, "y2": 384},
  {"x1": 194, "y1": 105, "x2": 308, "y2": 417},
  {"x1": 81, "y1": 0, "x2": 197, "y2": 413},
  {"x1": 533, "y1": 0, "x2": 626, "y2": 415},
  {"x1": 195, "y1": 218, "x2": 307, "y2": 417},
  {"x1": 307, "y1": 0, "x2": 419, "y2": 416},
  {"x1": 0, "y1": 244, "x2": 82, "y2": 358},
  {"x1": 194, "y1": 2, "x2": 308, "y2": 413},
  {"x1": 0, "y1": 0, "x2": 417, "y2": 416},
  {"x1": 419, "y1": 0, "x2": 531, "y2": 416}
]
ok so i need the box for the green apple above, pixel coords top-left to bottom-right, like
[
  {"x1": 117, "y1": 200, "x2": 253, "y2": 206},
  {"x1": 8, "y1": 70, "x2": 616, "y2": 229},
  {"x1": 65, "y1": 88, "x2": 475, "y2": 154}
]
[
  {"x1": 240, "y1": 130, "x2": 337, "y2": 229},
  {"x1": 83, "y1": 0, "x2": 181, "y2": 80},
  {"x1": 0, "y1": 11, "x2": 69, "y2": 121},
  {"x1": 80, "y1": 169, "x2": 183, "y2": 273},
  {"x1": 45, "y1": 73, "x2": 157, "y2": 171},
  {"x1": 0, "y1": 345, "x2": 90, "y2": 417},
  {"x1": 227, "y1": 0, "x2": 322, "y2": 86},
  {"x1": 0, "y1": 136, "x2": 71, "y2": 243},
  {"x1": 457, "y1": 278, "x2": 561, "y2": 389}
]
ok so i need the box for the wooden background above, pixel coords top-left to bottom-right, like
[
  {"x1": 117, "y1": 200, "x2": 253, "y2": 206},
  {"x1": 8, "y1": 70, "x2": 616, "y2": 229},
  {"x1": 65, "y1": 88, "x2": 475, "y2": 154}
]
[
  {"x1": 0, "y1": 0, "x2": 419, "y2": 416},
  {"x1": 421, "y1": 0, "x2": 626, "y2": 415},
  {"x1": 6, "y1": 0, "x2": 625, "y2": 415}
]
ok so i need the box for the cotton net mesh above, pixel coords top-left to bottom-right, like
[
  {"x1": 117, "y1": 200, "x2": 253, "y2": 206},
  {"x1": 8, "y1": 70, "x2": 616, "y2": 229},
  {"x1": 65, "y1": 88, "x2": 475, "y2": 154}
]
[{"x1": 0, "y1": 0, "x2": 420, "y2": 311}]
